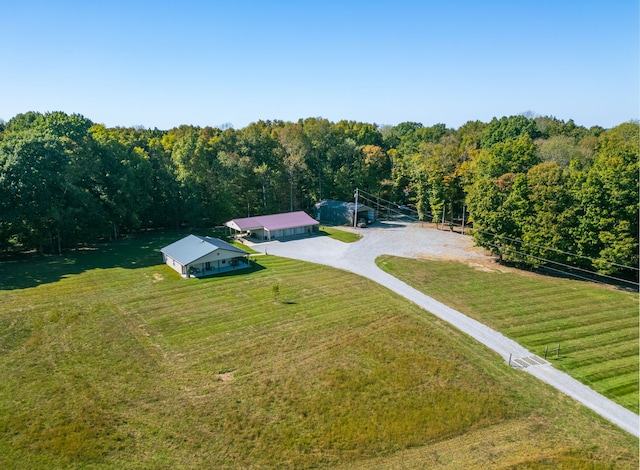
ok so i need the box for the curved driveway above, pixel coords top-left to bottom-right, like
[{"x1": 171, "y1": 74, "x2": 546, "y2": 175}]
[{"x1": 249, "y1": 221, "x2": 639, "y2": 437}]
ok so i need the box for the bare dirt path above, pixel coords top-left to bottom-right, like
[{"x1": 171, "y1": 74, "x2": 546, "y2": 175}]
[{"x1": 247, "y1": 221, "x2": 640, "y2": 437}]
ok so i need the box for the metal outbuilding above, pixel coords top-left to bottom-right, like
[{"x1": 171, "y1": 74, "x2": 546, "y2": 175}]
[
  {"x1": 225, "y1": 211, "x2": 319, "y2": 241},
  {"x1": 314, "y1": 199, "x2": 375, "y2": 226}
]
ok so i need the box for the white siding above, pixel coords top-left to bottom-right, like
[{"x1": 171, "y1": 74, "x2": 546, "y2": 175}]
[{"x1": 164, "y1": 255, "x2": 185, "y2": 276}]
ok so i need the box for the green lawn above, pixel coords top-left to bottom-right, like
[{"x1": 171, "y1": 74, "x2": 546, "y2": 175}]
[
  {"x1": 377, "y1": 255, "x2": 640, "y2": 413},
  {"x1": 0, "y1": 234, "x2": 637, "y2": 468},
  {"x1": 319, "y1": 225, "x2": 362, "y2": 243}
]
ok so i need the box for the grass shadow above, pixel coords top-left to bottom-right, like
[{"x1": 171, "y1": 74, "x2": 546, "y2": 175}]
[
  {"x1": 197, "y1": 261, "x2": 266, "y2": 279},
  {"x1": 369, "y1": 220, "x2": 408, "y2": 228},
  {"x1": 520, "y1": 264, "x2": 637, "y2": 292},
  {"x1": 548, "y1": 356, "x2": 571, "y2": 362},
  {"x1": 0, "y1": 230, "x2": 227, "y2": 290}
]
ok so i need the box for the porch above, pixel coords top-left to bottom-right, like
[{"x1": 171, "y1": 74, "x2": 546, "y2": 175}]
[{"x1": 186, "y1": 256, "x2": 251, "y2": 278}]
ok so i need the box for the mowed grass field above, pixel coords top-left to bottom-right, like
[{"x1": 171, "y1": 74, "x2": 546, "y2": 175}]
[
  {"x1": 0, "y1": 233, "x2": 638, "y2": 469},
  {"x1": 377, "y1": 255, "x2": 639, "y2": 413},
  {"x1": 318, "y1": 225, "x2": 362, "y2": 243}
]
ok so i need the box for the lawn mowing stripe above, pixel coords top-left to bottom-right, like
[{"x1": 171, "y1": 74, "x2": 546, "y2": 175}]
[
  {"x1": 151, "y1": 295, "x2": 379, "y2": 349},
  {"x1": 377, "y1": 256, "x2": 639, "y2": 413},
  {"x1": 155, "y1": 310, "x2": 281, "y2": 340},
  {"x1": 147, "y1": 298, "x2": 281, "y2": 328},
  {"x1": 507, "y1": 303, "x2": 637, "y2": 325},
  {"x1": 516, "y1": 323, "x2": 638, "y2": 351},
  {"x1": 3, "y1": 244, "x2": 640, "y2": 467},
  {"x1": 175, "y1": 318, "x2": 422, "y2": 380},
  {"x1": 435, "y1": 291, "x2": 635, "y2": 333},
  {"x1": 530, "y1": 339, "x2": 637, "y2": 366},
  {"x1": 582, "y1": 362, "x2": 640, "y2": 383},
  {"x1": 149, "y1": 298, "x2": 397, "y2": 361},
  {"x1": 431, "y1": 268, "x2": 633, "y2": 302},
  {"x1": 524, "y1": 321, "x2": 639, "y2": 341},
  {"x1": 591, "y1": 375, "x2": 638, "y2": 403},
  {"x1": 468, "y1": 293, "x2": 634, "y2": 320},
  {"x1": 564, "y1": 328, "x2": 639, "y2": 350},
  {"x1": 506, "y1": 315, "x2": 637, "y2": 340},
  {"x1": 558, "y1": 342, "x2": 639, "y2": 368},
  {"x1": 602, "y1": 378, "x2": 639, "y2": 398}
]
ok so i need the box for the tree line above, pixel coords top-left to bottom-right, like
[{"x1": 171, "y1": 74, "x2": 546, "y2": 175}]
[{"x1": 0, "y1": 111, "x2": 637, "y2": 280}]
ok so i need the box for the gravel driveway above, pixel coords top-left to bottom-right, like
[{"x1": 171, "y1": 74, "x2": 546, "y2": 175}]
[{"x1": 247, "y1": 221, "x2": 639, "y2": 437}]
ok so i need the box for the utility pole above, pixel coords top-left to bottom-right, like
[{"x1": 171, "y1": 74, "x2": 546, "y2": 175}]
[
  {"x1": 354, "y1": 188, "x2": 359, "y2": 228},
  {"x1": 461, "y1": 204, "x2": 466, "y2": 234},
  {"x1": 449, "y1": 199, "x2": 454, "y2": 231}
]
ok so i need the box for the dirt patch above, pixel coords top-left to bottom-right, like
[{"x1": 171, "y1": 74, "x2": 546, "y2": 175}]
[
  {"x1": 216, "y1": 371, "x2": 235, "y2": 382},
  {"x1": 153, "y1": 273, "x2": 164, "y2": 282},
  {"x1": 465, "y1": 259, "x2": 515, "y2": 273},
  {"x1": 418, "y1": 256, "x2": 502, "y2": 273},
  {"x1": 416, "y1": 250, "x2": 506, "y2": 273}
]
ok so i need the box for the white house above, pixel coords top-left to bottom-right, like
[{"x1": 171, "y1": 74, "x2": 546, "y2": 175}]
[
  {"x1": 161, "y1": 235, "x2": 250, "y2": 278},
  {"x1": 225, "y1": 211, "x2": 319, "y2": 241}
]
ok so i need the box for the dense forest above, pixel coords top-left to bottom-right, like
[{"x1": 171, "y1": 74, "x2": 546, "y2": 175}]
[{"x1": 0, "y1": 111, "x2": 637, "y2": 280}]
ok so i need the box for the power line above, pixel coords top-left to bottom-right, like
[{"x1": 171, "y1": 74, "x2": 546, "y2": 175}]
[
  {"x1": 422, "y1": 206, "x2": 637, "y2": 274},
  {"x1": 478, "y1": 229, "x2": 639, "y2": 272},
  {"x1": 355, "y1": 186, "x2": 639, "y2": 283},
  {"x1": 541, "y1": 265, "x2": 615, "y2": 285},
  {"x1": 480, "y1": 230, "x2": 639, "y2": 287},
  {"x1": 437, "y1": 213, "x2": 639, "y2": 273},
  {"x1": 357, "y1": 188, "x2": 432, "y2": 221},
  {"x1": 489, "y1": 243, "x2": 639, "y2": 288}
]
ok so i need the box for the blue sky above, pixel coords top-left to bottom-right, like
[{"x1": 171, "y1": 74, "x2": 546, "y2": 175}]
[{"x1": 1, "y1": 1, "x2": 638, "y2": 130}]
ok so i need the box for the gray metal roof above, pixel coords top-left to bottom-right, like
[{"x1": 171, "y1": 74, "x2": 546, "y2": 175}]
[
  {"x1": 314, "y1": 199, "x2": 374, "y2": 212},
  {"x1": 161, "y1": 235, "x2": 246, "y2": 266}
]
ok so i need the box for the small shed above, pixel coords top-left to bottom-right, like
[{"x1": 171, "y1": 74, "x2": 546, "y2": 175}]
[
  {"x1": 161, "y1": 235, "x2": 250, "y2": 278},
  {"x1": 225, "y1": 211, "x2": 319, "y2": 241},
  {"x1": 314, "y1": 199, "x2": 375, "y2": 226}
]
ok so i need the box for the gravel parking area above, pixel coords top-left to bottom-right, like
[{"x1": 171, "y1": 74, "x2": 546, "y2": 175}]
[
  {"x1": 250, "y1": 220, "x2": 493, "y2": 273},
  {"x1": 245, "y1": 220, "x2": 640, "y2": 437}
]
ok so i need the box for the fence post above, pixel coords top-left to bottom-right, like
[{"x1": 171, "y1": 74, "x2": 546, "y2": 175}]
[{"x1": 544, "y1": 345, "x2": 549, "y2": 359}]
